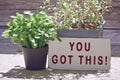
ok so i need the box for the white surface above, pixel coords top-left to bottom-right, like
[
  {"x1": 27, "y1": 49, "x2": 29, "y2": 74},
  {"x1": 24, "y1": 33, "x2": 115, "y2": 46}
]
[
  {"x1": 0, "y1": 54, "x2": 25, "y2": 73},
  {"x1": 49, "y1": 38, "x2": 111, "y2": 70},
  {"x1": 0, "y1": 54, "x2": 120, "y2": 80}
]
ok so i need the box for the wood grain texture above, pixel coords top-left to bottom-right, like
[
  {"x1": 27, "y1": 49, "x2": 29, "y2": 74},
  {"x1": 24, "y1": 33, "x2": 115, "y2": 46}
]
[
  {"x1": 0, "y1": 0, "x2": 57, "y2": 10},
  {"x1": 0, "y1": 0, "x2": 42, "y2": 10},
  {"x1": 0, "y1": 0, "x2": 119, "y2": 27}
]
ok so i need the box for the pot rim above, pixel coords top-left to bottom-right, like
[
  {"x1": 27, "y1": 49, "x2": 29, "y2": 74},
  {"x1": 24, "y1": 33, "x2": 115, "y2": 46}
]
[{"x1": 22, "y1": 44, "x2": 48, "y2": 50}]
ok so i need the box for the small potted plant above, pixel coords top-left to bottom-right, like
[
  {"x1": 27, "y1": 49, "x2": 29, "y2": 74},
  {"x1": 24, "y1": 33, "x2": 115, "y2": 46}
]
[
  {"x1": 2, "y1": 7, "x2": 59, "y2": 70},
  {"x1": 47, "y1": 0, "x2": 112, "y2": 38}
]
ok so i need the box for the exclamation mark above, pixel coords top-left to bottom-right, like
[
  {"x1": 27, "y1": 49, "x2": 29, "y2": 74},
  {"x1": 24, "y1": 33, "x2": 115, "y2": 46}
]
[{"x1": 105, "y1": 56, "x2": 107, "y2": 65}]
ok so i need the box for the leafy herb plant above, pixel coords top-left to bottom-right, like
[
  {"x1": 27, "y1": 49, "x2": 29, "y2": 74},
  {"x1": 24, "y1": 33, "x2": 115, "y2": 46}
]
[{"x1": 2, "y1": 8, "x2": 58, "y2": 48}]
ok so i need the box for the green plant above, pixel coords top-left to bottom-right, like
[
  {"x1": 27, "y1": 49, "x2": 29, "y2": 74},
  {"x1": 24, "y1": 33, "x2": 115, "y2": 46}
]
[
  {"x1": 45, "y1": 0, "x2": 112, "y2": 30},
  {"x1": 2, "y1": 8, "x2": 58, "y2": 48}
]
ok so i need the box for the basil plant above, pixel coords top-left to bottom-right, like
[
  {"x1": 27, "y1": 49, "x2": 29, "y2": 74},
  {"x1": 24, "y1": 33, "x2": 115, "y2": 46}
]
[{"x1": 2, "y1": 8, "x2": 58, "y2": 48}]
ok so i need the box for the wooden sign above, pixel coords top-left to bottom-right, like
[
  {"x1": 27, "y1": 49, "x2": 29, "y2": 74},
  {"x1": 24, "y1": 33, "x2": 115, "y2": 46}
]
[{"x1": 48, "y1": 38, "x2": 111, "y2": 70}]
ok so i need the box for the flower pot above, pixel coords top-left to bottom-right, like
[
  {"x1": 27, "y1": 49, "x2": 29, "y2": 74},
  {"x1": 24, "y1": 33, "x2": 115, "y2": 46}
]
[
  {"x1": 22, "y1": 44, "x2": 48, "y2": 70},
  {"x1": 57, "y1": 27, "x2": 103, "y2": 38}
]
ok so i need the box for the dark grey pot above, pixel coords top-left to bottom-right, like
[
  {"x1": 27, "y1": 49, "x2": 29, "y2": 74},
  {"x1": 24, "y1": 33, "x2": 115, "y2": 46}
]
[
  {"x1": 22, "y1": 44, "x2": 48, "y2": 70},
  {"x1": 57, "y1": 28, "x2": 103, "y2": 38}
]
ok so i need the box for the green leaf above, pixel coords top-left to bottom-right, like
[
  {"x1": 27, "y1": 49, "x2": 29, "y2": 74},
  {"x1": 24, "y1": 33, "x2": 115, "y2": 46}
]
[
  {"x1": 2, "y1": 30, "x2": 11, "y2": 38},
  {"x1": 45, "y1": 33, "x2": 49, "y2": 37},
  {"x1": 24, "y1": 11, "x2": 33, "y2": 15},
  {"x1": 28, "y1": 34, "x2": 37, "y2": 48},
  {"x1": 11, "y1": 37, "x2": 20, "y2": 43},
  {"x1": 10, "y1": 16, "x2": 17, "y2": 19}
]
